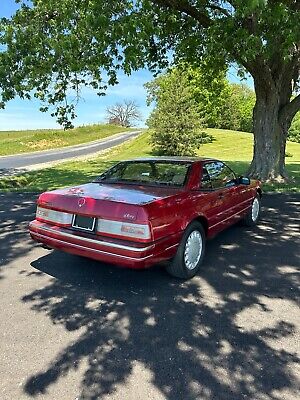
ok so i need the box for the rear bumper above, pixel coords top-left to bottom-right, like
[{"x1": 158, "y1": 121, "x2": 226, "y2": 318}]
[{"x1": 29, "y1": 220, "x2": 179, "y2": 269}]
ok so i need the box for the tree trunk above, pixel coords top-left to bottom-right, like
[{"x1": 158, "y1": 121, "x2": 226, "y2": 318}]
[{"x1": 247, "y1": 82, "x2": 291, "y2": 182}]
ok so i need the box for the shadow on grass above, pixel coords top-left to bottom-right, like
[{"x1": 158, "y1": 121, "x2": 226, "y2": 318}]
[
  {"x1": 18, "y1": 194, "x2": 300, "y2": 400},
  {"x1": 25, "y1": 160, "x2": 116, "y2": 191},
  {"x1": 226, "y1": 161, "x2": 300, "y2": 193},
  {"x1": 0, "y1": 145, "x2": 299, "y2": 192},
  {"x1": 0, "y1": 160, "x2": 116, "y2": 192},
  {"x1": 2, "y1": 159, "x2": 299, "y2": 193},
  {"x1": 151, "y1": 132, "x2": 216, "y2": 157}
]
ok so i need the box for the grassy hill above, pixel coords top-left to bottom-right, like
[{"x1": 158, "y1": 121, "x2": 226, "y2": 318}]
[
  {"x1": 1, "y1": 128, "x2": 299, "y2": 192},
  {"x1": 0, "y1": 124, "x2": 134, "y2": 156}
]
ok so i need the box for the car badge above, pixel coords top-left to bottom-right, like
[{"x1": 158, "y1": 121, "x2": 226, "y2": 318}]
[
  {"x1": 78, "y1": 198, "x2": 86, "y2": 208},
  {"x1": 123, "y1": 213, "x2": 135, "y2": 220}
]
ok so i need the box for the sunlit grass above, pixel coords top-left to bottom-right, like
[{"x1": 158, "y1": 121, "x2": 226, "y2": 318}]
[
  {"x1": 0, "y1": 129, "x2": 299, "y2": 193},
  {"x1": 0, "y1": 124, "x2": 135, "y2": 156}
]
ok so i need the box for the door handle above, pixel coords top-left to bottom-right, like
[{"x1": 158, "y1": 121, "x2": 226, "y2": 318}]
[{"x1": 218, "y1": 193, "x2": 225, "y2": 199}]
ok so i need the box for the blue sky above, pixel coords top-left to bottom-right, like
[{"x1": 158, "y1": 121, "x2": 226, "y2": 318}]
[{"x1": 0, "y1": 0, "x2": 252, "y2": 131}]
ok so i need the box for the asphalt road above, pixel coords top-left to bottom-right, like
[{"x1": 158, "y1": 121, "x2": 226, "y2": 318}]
[
  {"x1": 0, "y1": 193, "x2": 299, "y2": 400},
  {"x1": 0, "y1": 130, "x2": 141, "y2": 171}
]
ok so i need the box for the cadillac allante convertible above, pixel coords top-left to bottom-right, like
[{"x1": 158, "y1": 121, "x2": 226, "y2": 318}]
[{"x1": 29, "y1": 157, "x2": 262, "y2": 278}]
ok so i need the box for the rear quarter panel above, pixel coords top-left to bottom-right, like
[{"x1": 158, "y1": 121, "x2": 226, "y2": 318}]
[
  {"x1": 145, "y1": 192, "x2": 209, "y2": 242},
  {"x1": 145, "y1": 178, "x2": 261, "y2": 242}
]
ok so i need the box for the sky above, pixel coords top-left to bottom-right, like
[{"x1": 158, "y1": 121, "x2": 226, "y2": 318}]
[{"x1": 0, "y1": 0, "x2": 252, "y2": 131}]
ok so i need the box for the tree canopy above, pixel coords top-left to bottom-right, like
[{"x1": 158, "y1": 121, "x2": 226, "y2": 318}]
[
  {"x1": 146, "y1": 66, "x2": 256, "y2": 133},
  {"x1": 0, "y1": 0, "x2": 300, "y2": 180}
]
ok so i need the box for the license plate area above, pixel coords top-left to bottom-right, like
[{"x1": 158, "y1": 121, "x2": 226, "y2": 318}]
[{"x1": 72, "y1": 215, "x2": 96, "y2": 232}]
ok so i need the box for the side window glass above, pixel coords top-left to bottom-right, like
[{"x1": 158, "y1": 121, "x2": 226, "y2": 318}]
[
  {"x1": 201, "y1": 167, "x2": 212, "y2": 190},
  {"x1": 205, "y1": 162, "x2": 236, "y2": 189}
]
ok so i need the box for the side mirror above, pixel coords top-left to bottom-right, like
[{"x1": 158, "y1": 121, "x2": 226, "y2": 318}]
[{"x1": 238, "y1": 176, "x2": 250, "y2": 185}]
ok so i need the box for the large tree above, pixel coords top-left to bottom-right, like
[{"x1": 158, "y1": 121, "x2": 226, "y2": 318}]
[{"x1": 0, "y1": 1, "x2": 299, "y2": 181}]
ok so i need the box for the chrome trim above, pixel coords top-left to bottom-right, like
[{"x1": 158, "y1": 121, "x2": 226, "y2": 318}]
[
  {"x1": 164, "y1": 243, "x2": 179, "y2": 252},
  {"x1": 31, "y1": 231, "x2": 153, "y2": 261},
  {"x1": 209, "y1": 204, "x2": 251, "y2": 230},
  {"x1": 29, "y1": 222, "x2": 154, "y2": 253}
]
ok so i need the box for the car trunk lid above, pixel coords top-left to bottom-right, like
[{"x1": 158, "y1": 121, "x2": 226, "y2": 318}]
[{"x1": 38, "y1": 182, "x2": 184, "y2": 222}]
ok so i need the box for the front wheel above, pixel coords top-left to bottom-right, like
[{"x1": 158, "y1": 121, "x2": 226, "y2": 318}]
[
  {"x1": 243, "y1": 195, "x2": 261, "y2": 226},
  {"x1": 166, "y1": 221, "x2": 206, "y2": 279}
]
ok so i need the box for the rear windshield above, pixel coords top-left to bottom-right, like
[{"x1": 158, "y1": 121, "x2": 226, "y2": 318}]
[{"x1": 94, "y1": 161, "x2": 191, "y2": 187}]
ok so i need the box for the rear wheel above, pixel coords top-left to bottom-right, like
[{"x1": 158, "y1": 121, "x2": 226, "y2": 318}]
[
  {"x1": 166, "y1": 221, "x2": 206, "y2": 279},
  {"x1": 243, "y1": 195, "x2": 261, "y2": 226}
]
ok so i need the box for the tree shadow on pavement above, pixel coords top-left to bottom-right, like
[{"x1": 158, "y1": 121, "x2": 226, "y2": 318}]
[
  {"x1": 0, "y1": 160, "x2": 115, "y2": 191},
  {"x1": 0, "y1": 192, "x2": 37, "y2": 280},
  {"x1": 19, "y1": 194, "x2": 300, "y2": 400}
]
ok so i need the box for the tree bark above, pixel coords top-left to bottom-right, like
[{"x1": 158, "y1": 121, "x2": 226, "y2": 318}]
[{"x1": 247, "y1": 79, "x2": 293, "y2": 182}]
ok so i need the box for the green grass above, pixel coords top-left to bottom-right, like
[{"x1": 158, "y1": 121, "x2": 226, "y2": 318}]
[
  {"x1": 202, "y1": 129, "x2": 300, "y2": 193},
  {"x1": 0, "y1": 128, "x2": 299, "y2": 193},
  {"x1": 0, "y1": 124, "x2": 135, "y2": 156}
]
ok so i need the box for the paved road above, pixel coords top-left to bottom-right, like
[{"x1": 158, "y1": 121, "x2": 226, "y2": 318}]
[
  {"x1": 0, "y1": 193, "x2": 299, "y2": 400},
  {"x1": 0, "y1": 130, "x2": 141, "y2": 171}
]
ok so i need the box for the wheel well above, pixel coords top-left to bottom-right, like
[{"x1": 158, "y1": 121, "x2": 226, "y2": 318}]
[
  {"x1": 194, "y1": 216, "x2": 209, "y2": 237},
  {"x1": 257, "y1": 188, "x2": 262, "y2": 198}
]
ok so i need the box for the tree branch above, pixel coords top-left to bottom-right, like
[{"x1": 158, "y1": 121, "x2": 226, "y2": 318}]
[
  {"x1": 280, "y1": 93, "x2": 300, "y2": 122},
  {"x1": 150, "y1": 0, "x2": 212, "y2": 27}
]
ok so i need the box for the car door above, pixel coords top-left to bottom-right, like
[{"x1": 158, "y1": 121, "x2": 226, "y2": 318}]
[{"x1": 203, "y1": 161, "x2": 240, "y2": 233}]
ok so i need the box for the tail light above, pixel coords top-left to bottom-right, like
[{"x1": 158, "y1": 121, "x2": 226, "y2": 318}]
[
  {"x1": 97, "y1": 219, "x2": 151, "y2": 240},
  {"x1": 35, "y1": 206, "x2": 151, "y2": 241},
  {"x1": 36, "y1": 206, "x2": 72, "y2": 226}
]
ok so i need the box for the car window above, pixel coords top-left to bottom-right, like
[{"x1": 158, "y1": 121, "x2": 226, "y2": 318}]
[
  {"x1": 155, "y1": 163, "x2": 188, "y2": 185},
  {"x1": 95, "y1": 161, "x2": 191, "y2": 187},
  {"x1": 201, "y1": 167, "x2": 212, "y2": 190},
  {"x1": 122, "y1": 162, "x2": 154, "y2": 181},
  {"x1": 205, "y1": 161, "x2": 236, "y2": 189}
]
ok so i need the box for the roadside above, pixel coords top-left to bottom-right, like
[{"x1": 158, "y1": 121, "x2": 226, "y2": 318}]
[
  {"x1": 0, "y1": 130, "x2": 141, "y2": 175},
  {"x1": 0, "y1": 129, "x2": 299, "y2": 193},
  {"x1": 0, "y1": 124, "x2": 135, "y2": 156}
]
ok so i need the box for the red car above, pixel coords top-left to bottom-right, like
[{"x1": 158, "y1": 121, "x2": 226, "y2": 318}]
[{"x1": 29, "y1": 157, "x2": 262, "y2": 279}]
